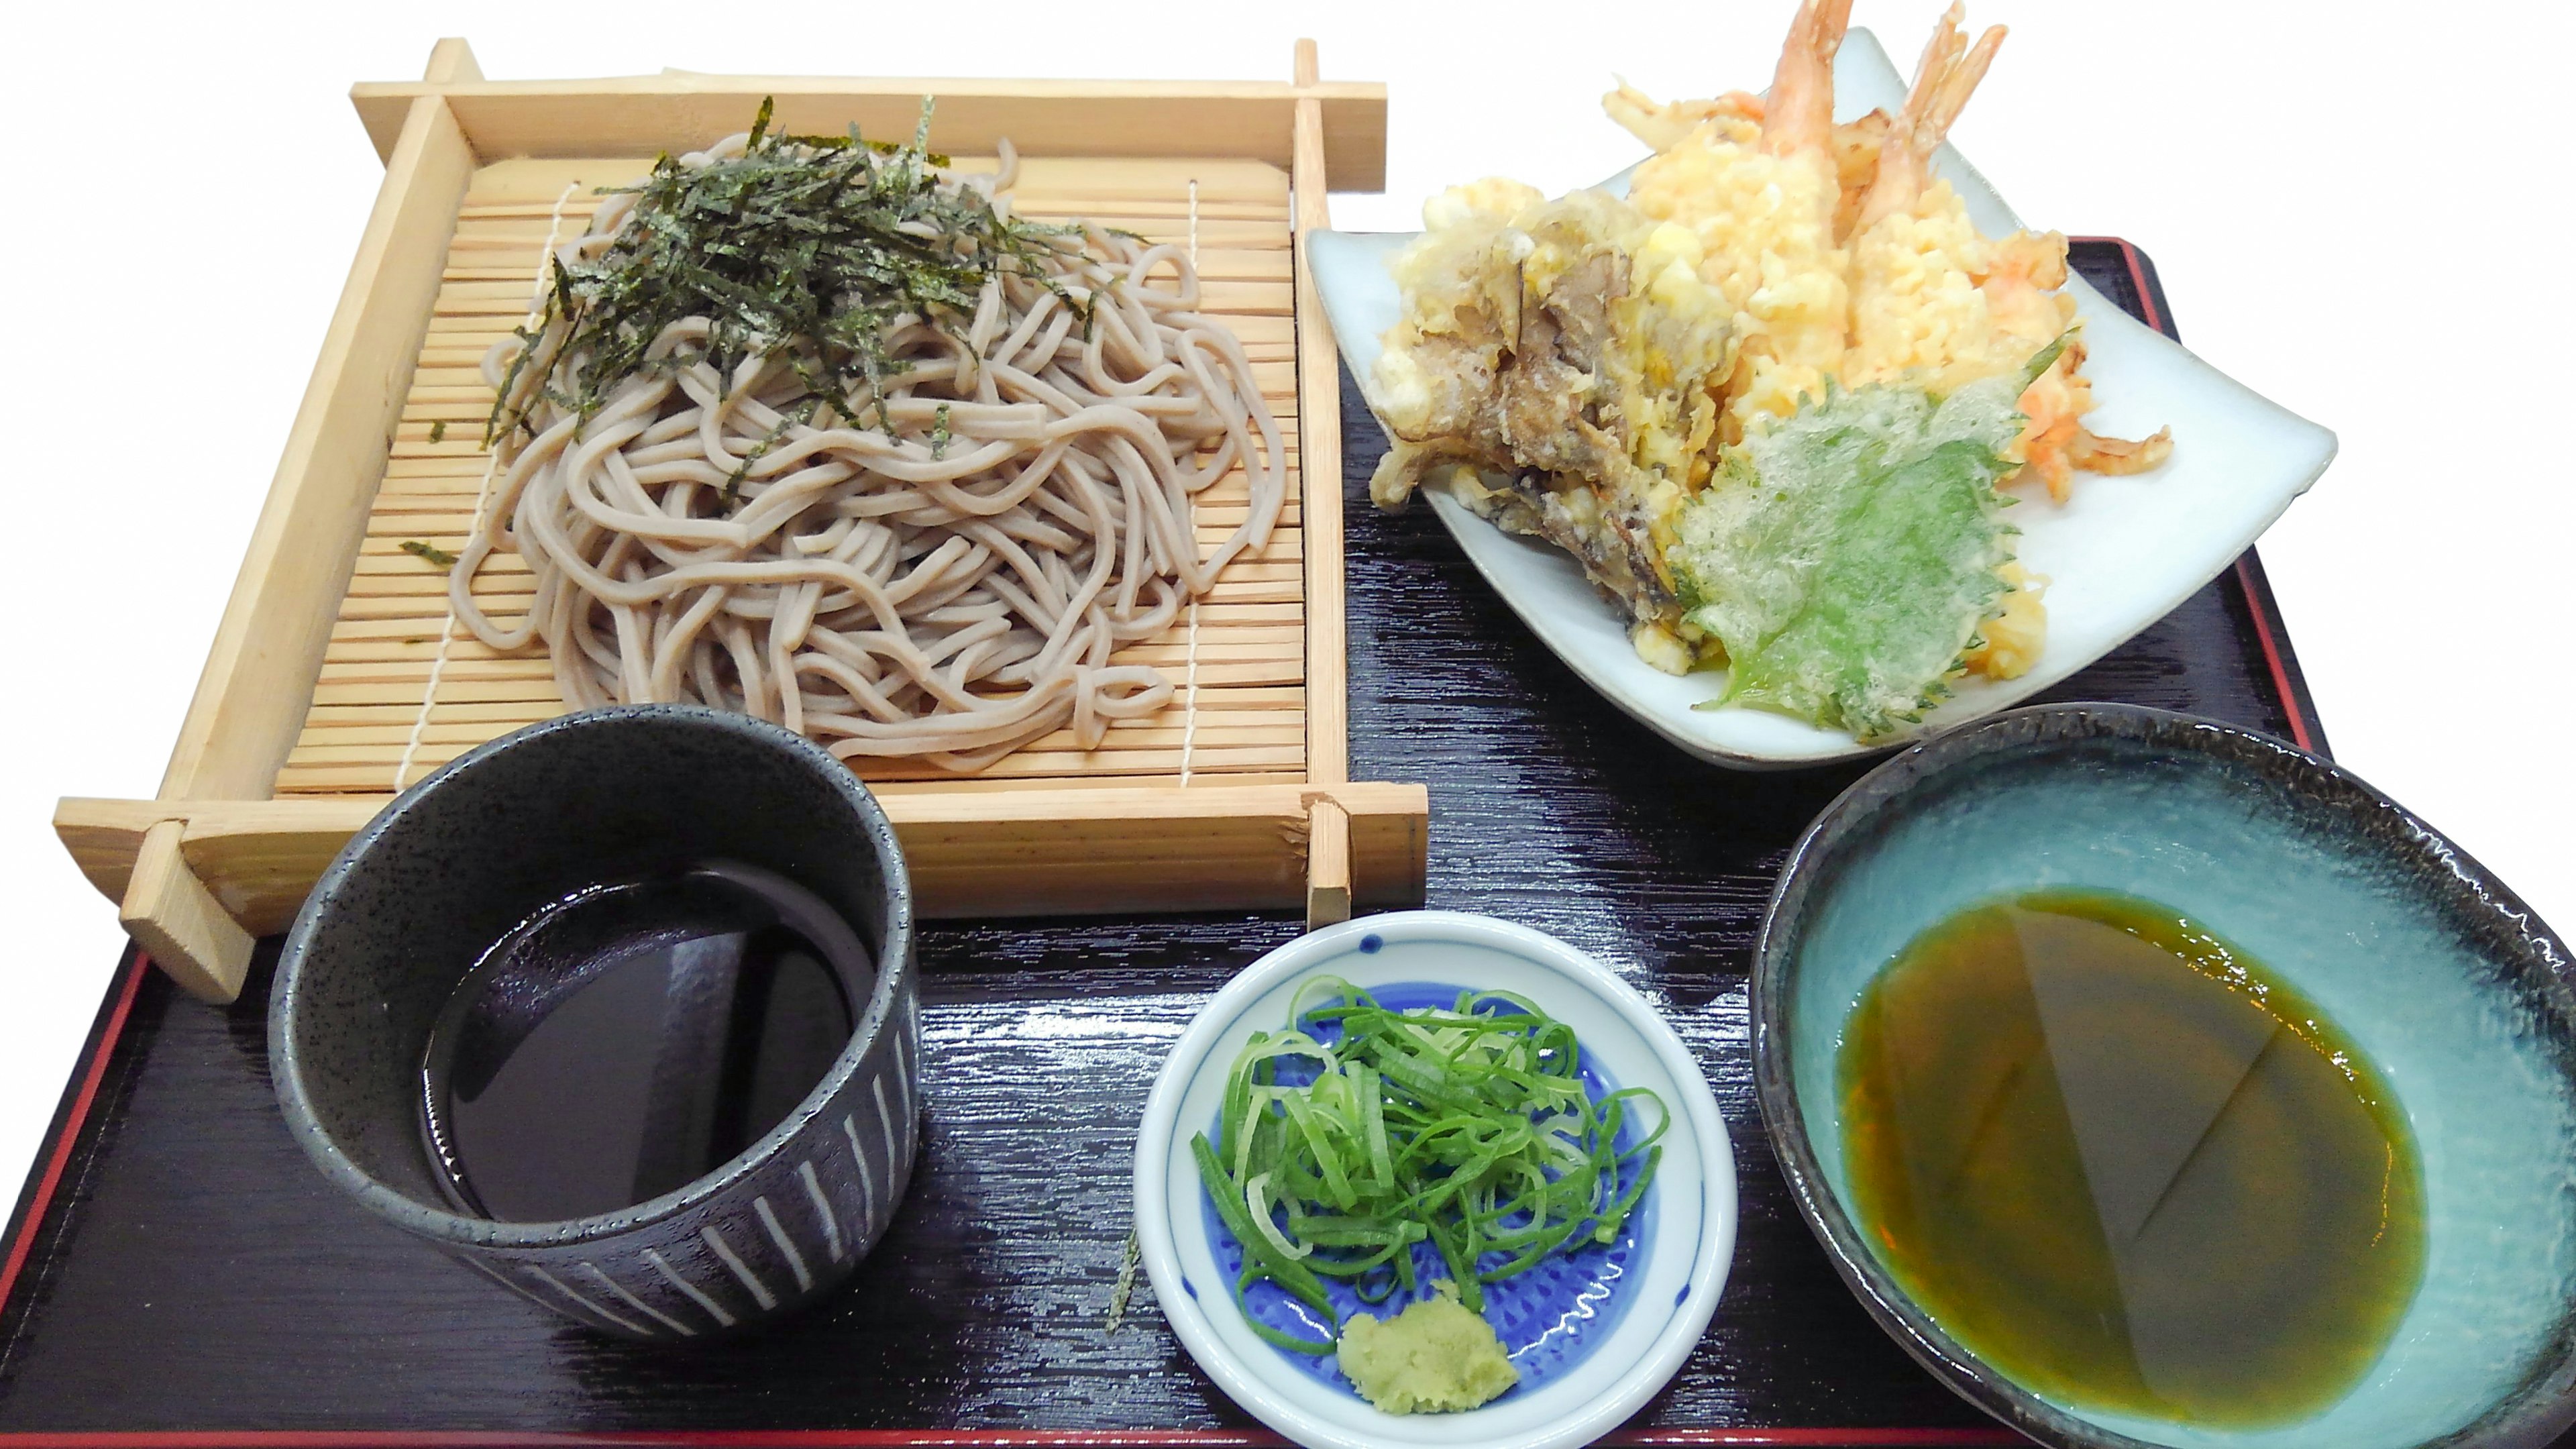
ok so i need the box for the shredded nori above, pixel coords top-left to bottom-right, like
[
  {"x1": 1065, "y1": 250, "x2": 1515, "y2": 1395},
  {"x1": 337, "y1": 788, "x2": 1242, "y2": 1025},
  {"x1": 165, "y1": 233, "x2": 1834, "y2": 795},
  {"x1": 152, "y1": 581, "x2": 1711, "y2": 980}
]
[
  {"x1": 484, "y1": 97, "x2": 1093, "y2": 448},
  {"x1": 400, "y1": 539, "x2": 458, "y2": 567},
  {"x1": 720, "y1": 409, "x2": 810, "y2": 509}
]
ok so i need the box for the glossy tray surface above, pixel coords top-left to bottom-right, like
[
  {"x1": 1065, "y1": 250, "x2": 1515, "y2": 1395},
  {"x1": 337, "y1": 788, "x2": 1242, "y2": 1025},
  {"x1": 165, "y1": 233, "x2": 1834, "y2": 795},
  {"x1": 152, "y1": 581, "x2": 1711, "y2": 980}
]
[{"x1": 0, "y1": 243, "x2": 2328, "y2": 1444}]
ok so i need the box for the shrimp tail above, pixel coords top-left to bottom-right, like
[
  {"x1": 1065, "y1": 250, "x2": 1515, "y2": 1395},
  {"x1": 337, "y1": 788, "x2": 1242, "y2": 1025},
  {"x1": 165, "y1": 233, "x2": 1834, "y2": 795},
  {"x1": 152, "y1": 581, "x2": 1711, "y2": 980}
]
[
  {"x1": 1914, "y1": 16, "x2": 2006, "y2": 150},
  {"x1": 1856, "y1": 4, "x2": 2008, "y2": 229},
  {"x1": 1761, "y1": 0, "x2": 1855, "y2": 158}
]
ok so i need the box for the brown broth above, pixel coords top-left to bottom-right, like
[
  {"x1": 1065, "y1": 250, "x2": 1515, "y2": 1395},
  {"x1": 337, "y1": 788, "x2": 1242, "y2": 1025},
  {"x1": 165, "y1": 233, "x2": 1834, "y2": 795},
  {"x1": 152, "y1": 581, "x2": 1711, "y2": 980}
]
[
  {"x1": 1837, "y1": 889, "x2": 2424, "y2": 1427},
  {"x1": 419, "y1": 862, "x2": 869, "y2": 1223}
]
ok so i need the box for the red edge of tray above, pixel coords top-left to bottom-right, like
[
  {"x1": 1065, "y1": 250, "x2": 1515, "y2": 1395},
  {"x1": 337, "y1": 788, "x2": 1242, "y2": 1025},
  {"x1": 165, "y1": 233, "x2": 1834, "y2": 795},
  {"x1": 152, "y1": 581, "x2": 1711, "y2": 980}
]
[
  {"x1": 0, "y1": 949, "x2": 148, "y2": 1330},
  {"x1": 0, "y1": 235, "x2": 2318, "y2": 1449},
  {"x1": 0, "y1": 1423, "x2": 2019, "y2": 1433}
]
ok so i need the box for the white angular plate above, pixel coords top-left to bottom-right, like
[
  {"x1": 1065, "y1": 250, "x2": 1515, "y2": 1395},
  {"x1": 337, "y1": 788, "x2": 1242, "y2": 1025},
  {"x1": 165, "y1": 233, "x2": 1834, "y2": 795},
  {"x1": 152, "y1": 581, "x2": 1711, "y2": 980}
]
[{"x1": 1309, "y1": 28, "x2": 2337, "y2": 769}]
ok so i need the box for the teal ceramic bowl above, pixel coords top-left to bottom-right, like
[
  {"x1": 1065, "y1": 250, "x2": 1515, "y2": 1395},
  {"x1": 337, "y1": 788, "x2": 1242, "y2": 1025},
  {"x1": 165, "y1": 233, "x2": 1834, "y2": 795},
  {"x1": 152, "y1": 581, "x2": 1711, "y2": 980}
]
[{"x1": 1754, "y1": 704, "x2": 2576, "y2": 1449}]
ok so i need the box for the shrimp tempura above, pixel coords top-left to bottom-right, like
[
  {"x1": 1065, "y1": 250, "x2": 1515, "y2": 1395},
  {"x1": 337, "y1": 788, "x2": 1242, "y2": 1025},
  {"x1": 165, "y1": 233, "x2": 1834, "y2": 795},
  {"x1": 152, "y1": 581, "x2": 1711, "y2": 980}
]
[
  {"x1": 1625, "y1": 0, "x2": 1854, "y2": 445},
  {"x1": 1843, "y1": 3, "x2": 2171, "y2": 514}
]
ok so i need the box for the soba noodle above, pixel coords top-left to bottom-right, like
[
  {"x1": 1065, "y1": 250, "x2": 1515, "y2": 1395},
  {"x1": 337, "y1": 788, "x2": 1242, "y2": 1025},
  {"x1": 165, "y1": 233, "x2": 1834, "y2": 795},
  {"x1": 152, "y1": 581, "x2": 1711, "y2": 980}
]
[{"x1": 452, "y1": 133, "x2": 1284, "y2": 772}]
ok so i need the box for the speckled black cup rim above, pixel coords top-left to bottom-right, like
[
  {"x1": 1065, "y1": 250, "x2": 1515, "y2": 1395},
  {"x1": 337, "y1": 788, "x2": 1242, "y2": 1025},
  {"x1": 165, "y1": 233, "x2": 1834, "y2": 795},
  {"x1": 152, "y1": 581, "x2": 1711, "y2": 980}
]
[
  {"x1": 1751, "y1": 702, "x2": 2576, "y2": 1449},
  {"x1": 269, "y1": 703, "x2": 916, "y2": 1251}
]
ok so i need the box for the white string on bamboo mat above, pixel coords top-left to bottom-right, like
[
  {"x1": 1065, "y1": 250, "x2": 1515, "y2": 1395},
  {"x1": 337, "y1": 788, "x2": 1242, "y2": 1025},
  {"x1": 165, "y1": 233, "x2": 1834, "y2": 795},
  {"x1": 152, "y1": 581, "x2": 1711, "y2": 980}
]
[
  {"x1": 1177, "y1": 177, "x2": 1204, "y2": 786},
  {"x1": 393, "y1": 180, "x2": 582, "y2": 793}
]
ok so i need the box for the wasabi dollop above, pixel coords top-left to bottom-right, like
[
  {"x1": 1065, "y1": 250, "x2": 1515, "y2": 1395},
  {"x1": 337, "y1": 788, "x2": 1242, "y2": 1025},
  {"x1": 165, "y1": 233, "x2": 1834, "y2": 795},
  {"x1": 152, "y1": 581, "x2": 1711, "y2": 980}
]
[{"x1": 1334, "y1": 1281, "x2": 1519, "y2": 1414}]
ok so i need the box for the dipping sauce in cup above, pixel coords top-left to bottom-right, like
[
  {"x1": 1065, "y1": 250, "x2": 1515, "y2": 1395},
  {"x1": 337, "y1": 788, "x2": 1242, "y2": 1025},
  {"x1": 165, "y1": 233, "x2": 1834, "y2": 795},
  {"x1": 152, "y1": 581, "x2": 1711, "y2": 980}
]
[{"x1": 420, "y1": 860, "x2": 874, "y2": 1224}]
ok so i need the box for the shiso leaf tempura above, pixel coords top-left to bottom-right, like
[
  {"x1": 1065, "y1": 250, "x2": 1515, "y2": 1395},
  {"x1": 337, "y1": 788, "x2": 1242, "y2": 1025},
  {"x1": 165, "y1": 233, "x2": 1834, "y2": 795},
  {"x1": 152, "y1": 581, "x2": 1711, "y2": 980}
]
[
  {"x1": 1668, "y1": 345, "x2": 2061, "y2": 738},
  {"x1": 1192, "y1": 977, "x2": 1666, "y2": 1355}
]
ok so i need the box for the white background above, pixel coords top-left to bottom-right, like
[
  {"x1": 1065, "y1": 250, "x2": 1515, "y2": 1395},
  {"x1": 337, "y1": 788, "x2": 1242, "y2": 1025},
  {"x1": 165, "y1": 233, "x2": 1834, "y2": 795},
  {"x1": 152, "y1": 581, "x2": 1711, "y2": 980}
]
[{"x1": 1, "y1": 1, "x2": 2567, "y2": 1225}]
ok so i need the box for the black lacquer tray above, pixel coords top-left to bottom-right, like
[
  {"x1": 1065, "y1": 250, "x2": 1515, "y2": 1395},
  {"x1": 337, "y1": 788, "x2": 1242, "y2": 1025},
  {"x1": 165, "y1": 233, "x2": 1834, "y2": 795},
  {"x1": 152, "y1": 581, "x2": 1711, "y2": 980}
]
[{"x1": 0, "y1": 243, "x2": 2335, "y2": 1448}]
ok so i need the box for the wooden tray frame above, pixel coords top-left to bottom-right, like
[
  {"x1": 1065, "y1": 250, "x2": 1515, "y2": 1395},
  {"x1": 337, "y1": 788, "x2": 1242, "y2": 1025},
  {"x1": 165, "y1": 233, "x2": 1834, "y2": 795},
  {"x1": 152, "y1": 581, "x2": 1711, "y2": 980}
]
[{"x1": 50, "y1": 38, "x2": 1424, "y2": 1003}]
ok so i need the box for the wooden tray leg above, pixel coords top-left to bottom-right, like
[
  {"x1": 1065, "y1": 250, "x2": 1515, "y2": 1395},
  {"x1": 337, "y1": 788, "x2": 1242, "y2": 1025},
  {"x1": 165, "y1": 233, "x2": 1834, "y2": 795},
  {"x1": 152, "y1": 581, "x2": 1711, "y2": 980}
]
[
  {"x1": 1305, "y1": 797, "x2": 1352, "y2": 930},
  {"x1": 119, "y1": 821, "x2": 253, "y2": 1004}
]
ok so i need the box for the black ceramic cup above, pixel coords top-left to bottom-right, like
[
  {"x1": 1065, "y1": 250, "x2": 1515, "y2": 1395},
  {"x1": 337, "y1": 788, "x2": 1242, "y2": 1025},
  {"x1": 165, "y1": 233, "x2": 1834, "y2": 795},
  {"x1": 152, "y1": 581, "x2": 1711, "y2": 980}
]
[{"x1": 270, "y1": 704, "x2": 918, "y2": 1341}]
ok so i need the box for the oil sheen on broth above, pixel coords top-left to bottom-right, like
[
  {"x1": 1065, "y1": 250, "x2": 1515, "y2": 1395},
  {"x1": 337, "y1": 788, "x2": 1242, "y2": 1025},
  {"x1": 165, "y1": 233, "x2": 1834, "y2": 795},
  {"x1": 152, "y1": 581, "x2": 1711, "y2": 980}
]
[
  {"x1": 419, "y1": 862, "x2": 869, "y2": 1222},
  {"x1": 1838, "y1": 890, "x2": 2424, "y2": 1427}
]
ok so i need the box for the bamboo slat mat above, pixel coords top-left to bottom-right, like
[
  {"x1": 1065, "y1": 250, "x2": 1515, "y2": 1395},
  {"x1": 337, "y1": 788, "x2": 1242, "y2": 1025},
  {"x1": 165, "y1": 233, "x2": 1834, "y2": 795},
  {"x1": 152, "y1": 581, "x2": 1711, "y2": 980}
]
[{"x1": 277, "y1": 152, "x2": 1307, "y2": 800}]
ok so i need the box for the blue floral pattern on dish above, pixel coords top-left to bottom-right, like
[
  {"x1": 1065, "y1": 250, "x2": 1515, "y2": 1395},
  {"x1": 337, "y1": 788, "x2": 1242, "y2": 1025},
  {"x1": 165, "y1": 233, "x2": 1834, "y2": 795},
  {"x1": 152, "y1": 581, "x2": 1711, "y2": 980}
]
[{"x1": 1200, "y1": 980, "x2": 1655, "y2": 1400}]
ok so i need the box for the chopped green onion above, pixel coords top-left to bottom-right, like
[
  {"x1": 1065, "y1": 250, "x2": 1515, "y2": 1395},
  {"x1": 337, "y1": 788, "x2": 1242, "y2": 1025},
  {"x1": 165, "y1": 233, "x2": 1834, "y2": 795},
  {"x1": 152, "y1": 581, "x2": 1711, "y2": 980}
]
[{"x1": 1193, "y1": 977, "x2": 1666, "y2": 1338}]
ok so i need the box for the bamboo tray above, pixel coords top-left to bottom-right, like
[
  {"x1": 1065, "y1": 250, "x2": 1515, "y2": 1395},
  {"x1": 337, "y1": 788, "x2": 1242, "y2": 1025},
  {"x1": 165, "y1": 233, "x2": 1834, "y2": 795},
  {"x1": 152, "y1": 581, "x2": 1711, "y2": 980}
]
[{"x1": 50, "y1": 39, "x2": 1425, "y2": 1003}]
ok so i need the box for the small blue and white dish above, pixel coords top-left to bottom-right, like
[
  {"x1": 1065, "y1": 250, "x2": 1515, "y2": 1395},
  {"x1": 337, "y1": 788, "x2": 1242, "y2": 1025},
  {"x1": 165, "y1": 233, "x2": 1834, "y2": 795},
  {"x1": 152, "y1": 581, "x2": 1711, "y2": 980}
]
[
  {"x1": 1136, "y1": 911, "x2": 1736, "y2": 1449},
  {"x1": 1756, "y1": 702, "x2": 2576, "y2": 1449}
]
